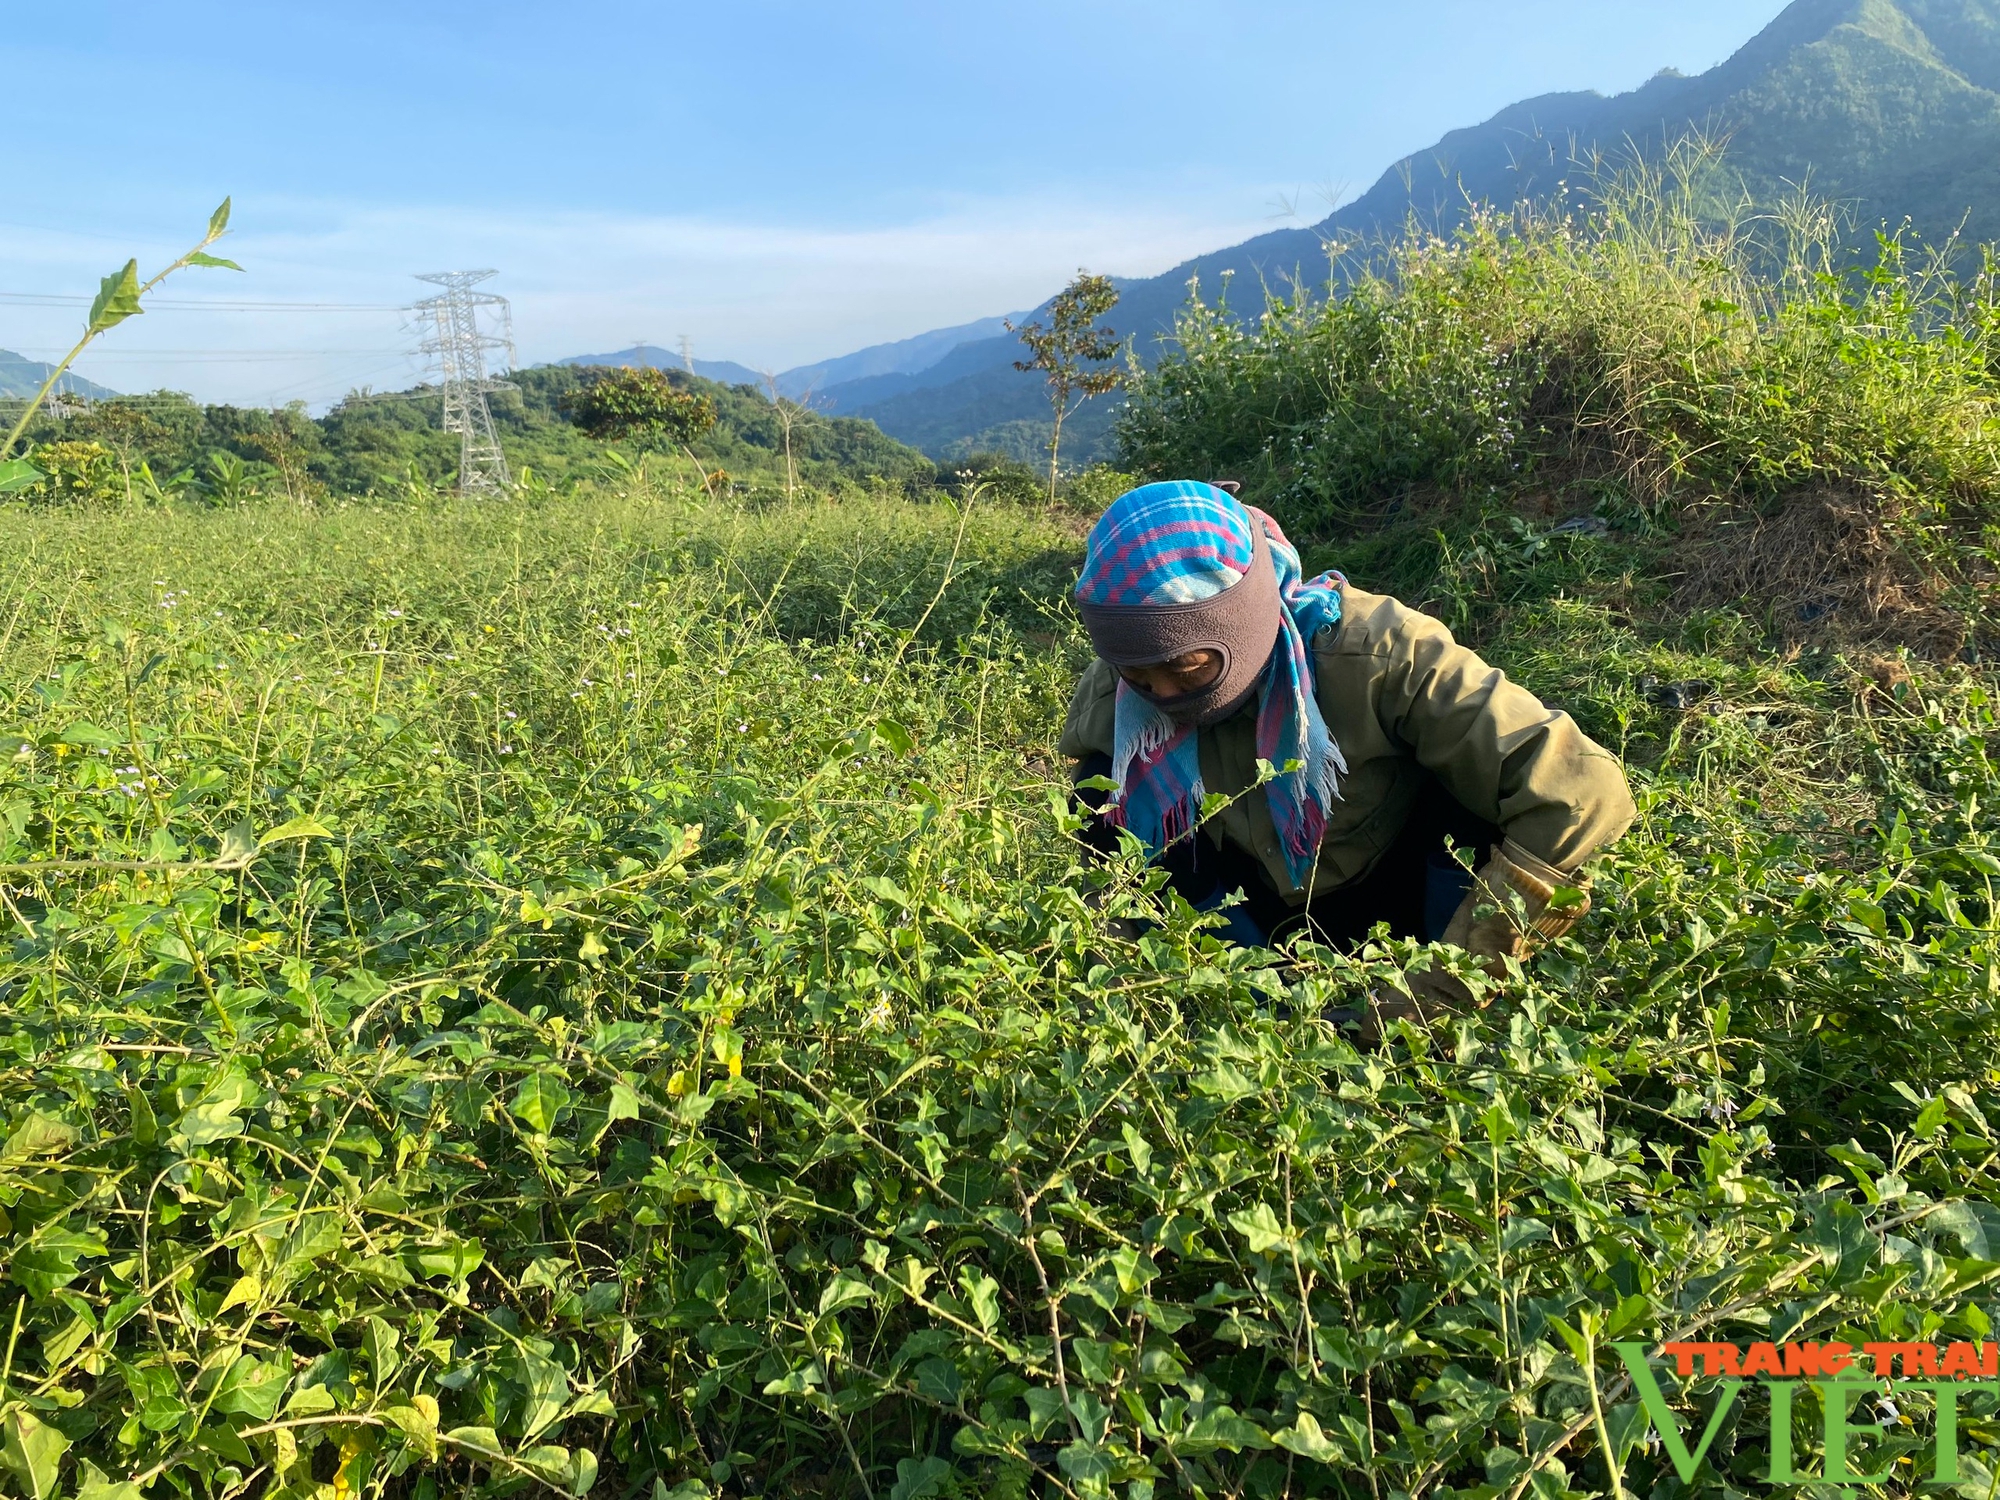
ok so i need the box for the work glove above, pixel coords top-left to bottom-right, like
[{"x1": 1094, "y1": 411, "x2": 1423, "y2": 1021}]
[{"x1": 1362, "y1": 839, "x2": 1590, "y2": 1037}]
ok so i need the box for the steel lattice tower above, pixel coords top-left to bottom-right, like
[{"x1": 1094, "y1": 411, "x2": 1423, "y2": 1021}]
[{"x1": 413, "y1": 270, "x2": 516, "y2": 494}]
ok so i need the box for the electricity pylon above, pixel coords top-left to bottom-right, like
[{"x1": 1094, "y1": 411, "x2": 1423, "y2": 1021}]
[{"x1": 413, "y1": 270, "x2": 515, "y2": 495}]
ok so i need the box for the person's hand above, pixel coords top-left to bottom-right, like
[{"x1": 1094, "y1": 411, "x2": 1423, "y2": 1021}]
[{"x1": 1404, "y1": 839, "x2": 1590, "y2": 1016}]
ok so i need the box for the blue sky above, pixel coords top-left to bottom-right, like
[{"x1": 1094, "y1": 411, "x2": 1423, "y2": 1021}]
[{"x1": 3, "y1": 1, "x2": 1792, "y2": 405}]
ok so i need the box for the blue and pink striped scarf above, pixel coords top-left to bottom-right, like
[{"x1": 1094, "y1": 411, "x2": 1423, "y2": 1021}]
[{"x1": 1075, "y1": 481, "x2": 1347, "y2": 889}]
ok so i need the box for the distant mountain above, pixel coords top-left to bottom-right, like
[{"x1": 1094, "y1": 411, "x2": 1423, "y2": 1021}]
[
  {"x1": 0, "y1": 350, "x2": 119, "y2": 402},
  {"x1": 822, "y1": 0, "x2": 2000, "y2": 464},
  {"x1": 557, "y1": 345, "x2": 766, "y2": 390},
  {"x1": 786, "y1": 314, "x2": 1022, "y2": 402},
  {"x1": 556, "y1": 312, "x2": 1024, "y2": 404}
]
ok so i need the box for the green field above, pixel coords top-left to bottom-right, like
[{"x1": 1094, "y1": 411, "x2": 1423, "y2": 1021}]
[
  {"x1": 7, "y1": 156, "x2": 2000, "y2": 1500},
  {"x1": 0, "y1": 471, "x2": 1994, "y2": 1500}
]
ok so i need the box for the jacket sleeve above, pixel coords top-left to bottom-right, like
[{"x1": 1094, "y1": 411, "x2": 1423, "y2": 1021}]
[
  {"x1": 1344, "y1": 596, "x2": 1636, "y2": 871},
  {"x1": 1057, "y1": 658, "x2": 1119, "y2": 772}
]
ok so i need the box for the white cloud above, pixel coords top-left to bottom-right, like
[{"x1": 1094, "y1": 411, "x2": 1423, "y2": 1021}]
[{"x1": 0, "y1": 189, "x2": 1285, "y2": 408}]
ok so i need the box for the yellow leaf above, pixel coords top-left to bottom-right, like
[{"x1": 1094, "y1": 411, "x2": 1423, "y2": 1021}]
[
  {"x1": 259, "y1": 815, "x2": 334, "y2": 847},
  {"x1": 218, "y1": 1272, "x2": 262, "y2": 1315}
]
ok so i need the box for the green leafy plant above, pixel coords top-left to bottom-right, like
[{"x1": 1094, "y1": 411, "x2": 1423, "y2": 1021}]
[
  {"x1": 0, "y1": 470, "x2": 1993, "y2": 1499},
  {"x1": 563, "y1": 367, "x2": 724, "y2": 500},
  {"x1": 202, "y1": 450, "x2": 262, "y2": 505},
  {"x1": 0, "y1": 201, "x2": 240, "y2": 498},
  {"x1": 17, "y1": 440, "x2": 121, "y2": 504}
]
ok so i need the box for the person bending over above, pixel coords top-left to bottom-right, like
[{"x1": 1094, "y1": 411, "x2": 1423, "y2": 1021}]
[{"x1": 1060, "y1": 480, "x2": 1635, "y2": 1018}]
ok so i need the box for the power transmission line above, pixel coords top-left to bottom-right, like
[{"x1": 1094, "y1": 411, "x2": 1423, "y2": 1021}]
[
  {"x1": 0, "y1": 291, "x2": 408, "y2": 311},
  {"x1": 9, "y1": 349, "x2": 409, "y2": 359},
  {"x1": 412, "y1": 270, "x2": 514, "y2": 496}
]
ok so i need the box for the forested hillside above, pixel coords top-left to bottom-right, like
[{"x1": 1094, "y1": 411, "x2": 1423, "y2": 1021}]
[{"x1": 7, "y1": 363, "x2": 932, "y2": 503}]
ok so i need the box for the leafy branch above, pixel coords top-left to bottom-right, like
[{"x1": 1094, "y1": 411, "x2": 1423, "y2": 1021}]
[{"x1": 0, "y1": 199, "x2": 240, "y2": 493}]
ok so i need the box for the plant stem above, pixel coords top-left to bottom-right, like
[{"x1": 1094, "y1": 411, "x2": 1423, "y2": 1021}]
[
  {"x1": 1582, "y1": 1324, "x2": 1625, "y2": 1500},
  {"x1": 2, "y1": 327, "x2": 97, "y2": 459}
]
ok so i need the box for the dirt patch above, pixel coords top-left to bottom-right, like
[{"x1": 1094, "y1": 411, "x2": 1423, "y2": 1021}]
[{"x1": 1672, "y1": 488, "x2": 1970, "y2": 657}]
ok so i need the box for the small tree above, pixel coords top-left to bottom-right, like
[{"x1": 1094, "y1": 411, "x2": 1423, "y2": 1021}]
[
  {"x1": 1009, "y1": 271, "x2": 1123, "y2": 500},
  {"x1": 759, "y1": 371, "x2": 820, "y2": 504},
  {"x1": 68, "y1": 401, "x2": 164, "y2": 504},
  {"x1": 566, "y1": 366, "x2": 720, "y2": 497},
  {"x1": 245, "y1": 402, "x2": 323, "y2": 508}
]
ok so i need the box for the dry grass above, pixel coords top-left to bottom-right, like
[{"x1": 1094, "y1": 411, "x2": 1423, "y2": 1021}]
[{"x1": 1671, "y1": 488, "x2": 1972, "y2": 656}]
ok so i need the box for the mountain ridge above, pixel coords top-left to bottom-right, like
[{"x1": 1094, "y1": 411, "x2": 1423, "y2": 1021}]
[
  {"x1": 0, "y1": 350, "x2": 119, "y2": 403},
  {"x1": 828, "y1": 0, "x2": 2000, "y2": 464},
  {"x1": 558, "y1": 312, "x2": 1026, "y2": 403},
  {"x1": 552, "y1": 0, "x2": 2000, "y2": 466}
]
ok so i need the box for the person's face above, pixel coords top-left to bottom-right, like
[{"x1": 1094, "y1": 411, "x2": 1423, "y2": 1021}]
[{"x1": 1116, "y1": 649, "x2": 1223, "y2": 701}]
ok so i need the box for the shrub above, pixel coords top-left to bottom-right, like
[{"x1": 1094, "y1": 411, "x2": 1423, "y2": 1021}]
[
  {"x1": 1057, "y1": 464, "x2": 1139, "y2": 518},
  {"x1": 1117, "y1": 142, "x2": 2000, "y2": 537},
  {"x1": 19, "y1": 440, "x2": 122, "y2": 503},
  {"x1": 940, "y1": 452, "x2": 1045, "y2": 506}
]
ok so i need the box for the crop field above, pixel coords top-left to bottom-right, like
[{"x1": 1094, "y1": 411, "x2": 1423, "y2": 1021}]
[{"x1": 0, "y1": 469, "x2": 1994, "y2": 1500}]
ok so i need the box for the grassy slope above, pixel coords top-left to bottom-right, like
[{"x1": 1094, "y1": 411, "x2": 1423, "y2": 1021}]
[{"x1": 0, "y1": 468, "x2": 1995, "y2": 1499}]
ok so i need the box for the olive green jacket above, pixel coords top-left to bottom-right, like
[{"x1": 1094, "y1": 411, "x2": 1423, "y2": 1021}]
[{"x1": 1058, "y1": 584, "x2": 1636, "y2": 901}]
